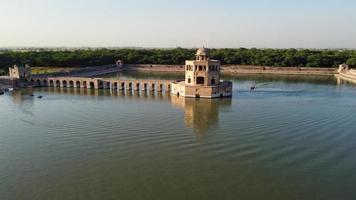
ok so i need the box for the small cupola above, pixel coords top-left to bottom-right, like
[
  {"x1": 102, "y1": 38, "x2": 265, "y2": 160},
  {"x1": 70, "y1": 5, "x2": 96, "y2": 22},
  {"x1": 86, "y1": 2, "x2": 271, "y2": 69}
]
[{"x1": 196, "y1": 47, "x2": 210, "y2": 61}]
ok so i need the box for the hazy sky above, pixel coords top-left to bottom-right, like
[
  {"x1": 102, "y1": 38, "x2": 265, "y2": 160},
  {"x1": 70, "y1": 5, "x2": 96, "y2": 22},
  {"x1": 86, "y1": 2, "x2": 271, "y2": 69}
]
[{"x1": 0, "y1": 0, "x2": 355, "y2": 48}]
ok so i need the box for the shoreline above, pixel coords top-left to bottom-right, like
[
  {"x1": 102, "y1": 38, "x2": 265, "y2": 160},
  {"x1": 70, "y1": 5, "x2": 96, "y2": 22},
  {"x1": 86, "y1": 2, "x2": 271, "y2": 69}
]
[{"x1": 122, "y1": 64, "x2": 337, "y2": 76}]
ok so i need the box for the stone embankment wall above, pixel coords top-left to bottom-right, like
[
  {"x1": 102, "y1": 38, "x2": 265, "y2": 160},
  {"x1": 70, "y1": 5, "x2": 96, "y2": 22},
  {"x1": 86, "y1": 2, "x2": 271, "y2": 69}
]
[
  {"x1": 124, "y1": 64, "x2": 337, "y2": 76},
  {"x1": 336, "y1": 68, "x2": 356, "y2": 84},
  {"x1": 124, "y1": 64, "x2": 185, "y2": 72},
  {"x1": 349, "y1": 69, "x2": 356, "y2": 76},
  {"x1": 223, "y1": 65, "x2": 336, "y2": 75},
  {"x1": 0, "y1": 76, "x2": 16, "y2": 89}
]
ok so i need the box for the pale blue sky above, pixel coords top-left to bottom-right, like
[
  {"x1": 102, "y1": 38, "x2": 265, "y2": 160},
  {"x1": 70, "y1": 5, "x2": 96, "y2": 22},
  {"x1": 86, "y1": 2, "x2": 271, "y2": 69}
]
[{"x1": 0, "y1": 0, "x2": 355, "y2": 48}]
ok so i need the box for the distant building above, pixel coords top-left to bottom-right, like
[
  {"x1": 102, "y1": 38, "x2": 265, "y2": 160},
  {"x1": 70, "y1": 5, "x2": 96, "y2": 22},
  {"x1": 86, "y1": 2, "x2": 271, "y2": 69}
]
[
  {"x1": 171, "y1": 48, "x2": 232, "y2": 98},
  {"x1": 338, "y1": 63, "x2": 349, "y2": 73},
  {"x1": 9, "y1": 64, "x2": 31, "y2": 79},
  {"x1": 116, "y1": 60, "x2": 124, "y2": 67}
]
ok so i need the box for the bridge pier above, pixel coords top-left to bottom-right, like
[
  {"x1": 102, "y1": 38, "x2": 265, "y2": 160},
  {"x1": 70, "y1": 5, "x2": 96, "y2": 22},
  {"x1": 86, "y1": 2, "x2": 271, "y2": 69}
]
[{"x1": 30, "y1": 77, "x2": 173, "y2": 94}]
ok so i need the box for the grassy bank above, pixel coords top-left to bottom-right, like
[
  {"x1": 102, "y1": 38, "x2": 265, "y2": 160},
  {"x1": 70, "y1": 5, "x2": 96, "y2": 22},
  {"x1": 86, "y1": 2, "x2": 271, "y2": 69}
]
[{"x1": 31, "y1": 67, "x2": 78, "y2": 75}]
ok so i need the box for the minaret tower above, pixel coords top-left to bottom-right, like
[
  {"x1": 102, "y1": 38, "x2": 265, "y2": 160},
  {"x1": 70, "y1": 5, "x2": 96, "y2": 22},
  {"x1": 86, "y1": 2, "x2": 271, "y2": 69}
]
[
  {"x1": 185, "y1": 47, "x2": 220, "y2": 87},
  {"x1": 171, "y1": 47, "x2": 232, "y2": 98}
]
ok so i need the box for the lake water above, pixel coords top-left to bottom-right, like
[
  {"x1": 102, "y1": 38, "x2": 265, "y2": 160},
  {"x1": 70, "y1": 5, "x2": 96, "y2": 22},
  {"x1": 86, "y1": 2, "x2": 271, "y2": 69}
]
[{"x1": 1, "y1": 72, "x2": 356, "y2": 200}]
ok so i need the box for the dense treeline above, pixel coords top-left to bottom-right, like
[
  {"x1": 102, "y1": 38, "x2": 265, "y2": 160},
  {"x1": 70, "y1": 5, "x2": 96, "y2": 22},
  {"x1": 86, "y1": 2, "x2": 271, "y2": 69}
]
[{"x1": 1, "y1": 48, "x2": 356, "y2": 75}]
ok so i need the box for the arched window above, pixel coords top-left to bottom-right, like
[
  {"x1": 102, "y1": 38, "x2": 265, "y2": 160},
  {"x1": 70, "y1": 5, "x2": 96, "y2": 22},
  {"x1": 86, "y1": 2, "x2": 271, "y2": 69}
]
[
  {"x1": 197, "y1": 77, "x2": 205, "y2": 84},
  {"x1": 188, "y1": 77, "x2": 191, "y2": 83}
]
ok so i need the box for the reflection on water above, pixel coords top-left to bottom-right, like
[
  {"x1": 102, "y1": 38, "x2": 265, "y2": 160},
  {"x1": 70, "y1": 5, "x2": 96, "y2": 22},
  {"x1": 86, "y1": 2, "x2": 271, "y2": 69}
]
[
  {"x1": 11, "y1": 87, "x2": 233, "y2": 134},
  {"x1": 171, "y1": 96, "x2": 231, "y2": 135}
]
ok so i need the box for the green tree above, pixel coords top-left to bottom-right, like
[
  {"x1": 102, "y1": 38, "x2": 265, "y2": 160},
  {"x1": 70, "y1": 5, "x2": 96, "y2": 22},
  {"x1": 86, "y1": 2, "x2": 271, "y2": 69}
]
[{"x1": 346, "y1": 57, "x2": 356, "y2": 68}]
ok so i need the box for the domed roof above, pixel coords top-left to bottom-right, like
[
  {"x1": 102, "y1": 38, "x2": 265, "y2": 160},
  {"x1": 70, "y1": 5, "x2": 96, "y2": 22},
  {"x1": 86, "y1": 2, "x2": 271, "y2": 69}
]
[{"x1": 196, "y1": 47, "x2": 210, "y2": 56}]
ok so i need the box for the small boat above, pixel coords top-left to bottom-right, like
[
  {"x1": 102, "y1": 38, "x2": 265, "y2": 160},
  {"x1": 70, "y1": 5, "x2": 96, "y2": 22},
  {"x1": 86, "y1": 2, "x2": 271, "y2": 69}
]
[{"x1": 37, "y1": 95, "x2": 43, "y2": 99}]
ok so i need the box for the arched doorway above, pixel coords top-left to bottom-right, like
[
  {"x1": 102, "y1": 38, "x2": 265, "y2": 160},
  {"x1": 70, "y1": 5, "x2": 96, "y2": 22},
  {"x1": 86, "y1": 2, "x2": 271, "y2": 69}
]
[
  {"x1": 83, "y1": 81, "x2": 87, "y2": 88},
  {"x1": 56, "y1": 80, "x2": 60, "y2": 87},
  {"x1": 49, "y1": 80, "x2": 54, "y2": 87},
  {"x1": 76, "y1": 81, "x2": 80, "y2": 88},
  {"x1": 211, "y1": 78, "x2": 216, "y2": 85},
  {"x1": 62, "y1": 80, "x2": 67, "y2": 87},
  {"x1": 36, "y1": 79, "x2": 41, "y2": 86},
  {"x1": 69, "y1": 81, "x2": 74, "y2": 88}
]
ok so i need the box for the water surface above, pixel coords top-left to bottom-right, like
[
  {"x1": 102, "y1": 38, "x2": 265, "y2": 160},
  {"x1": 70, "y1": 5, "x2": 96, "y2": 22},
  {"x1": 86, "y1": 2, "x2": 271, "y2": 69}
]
[{"x1": 1, "y1": 73, "x2": 356, "y2": 200}]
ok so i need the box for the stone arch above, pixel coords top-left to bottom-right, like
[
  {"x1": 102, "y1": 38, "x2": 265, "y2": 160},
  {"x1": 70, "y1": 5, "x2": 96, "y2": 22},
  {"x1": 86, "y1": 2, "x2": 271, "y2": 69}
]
[
  {"x1": 136, "y1": 82, "x2": 140, "y2": 91},
  {"x1": 62, "y1": 80, "x2": 67, "y2": 87},
  {"x1": 69, "y1": 80, "x2": 74, "y2": 88},
  {"x1": 89, "y1": 81, "x2": 95, "y2": 89},
  {"x1": 43, "y1": 79, "x2": 48, "y2": 86},
  {"x1": 128, "y1": 82, "x2": 133, "y2": 90},
  {"x1": 143, "y1": 83, "x2": 148, "y2": 91},
  {"x1": 49, "y1": 80, "x2": 54, "y2": 87},
  {"x1": 113, "y1": 82, "x2": 118, "y2": 89},
  {"x1": 121, "y1": 82, "x2": 125, "y2": 90},
  {"x1": 151, "y1": 83, "x2": 155, "y2": 91},
  {"x1": 76, "y1": 81, "x2": 80, "y2": 88},
  {"x1": 106, "y1": 82, "x2": 110, "y2": 89},
  {"x1": 36, "y1": 79, "x2": 41, "y2": 86},
  {"x1": 83, "y1": 81, "x2": 87, "y2": 88},
  {"x1": 56, "y1": 80, "x2": 61, "y2": 87},
  {"x1": 159, "y1": 84, "x2": 163, "y2": 91}
]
